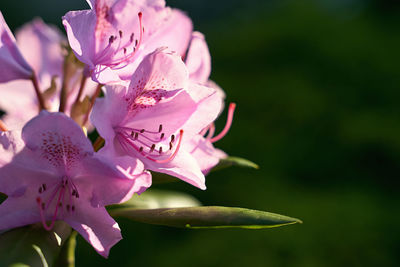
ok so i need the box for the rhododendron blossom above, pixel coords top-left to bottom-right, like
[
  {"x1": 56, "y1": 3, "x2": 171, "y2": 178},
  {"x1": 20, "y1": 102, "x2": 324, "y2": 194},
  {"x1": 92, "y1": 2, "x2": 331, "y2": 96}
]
[
  {"x1": 91, "y1": 49, "x2": 221, "y2": 189},
  {"x1": 63, "y1": 0, "x2": 192, "y2": 84},
  {"x1": 0, "y1": 0, "x2": 272, "y2": 263},
  {"x1": 0, "y1": 112, "x2": 150, "y2": 257}
]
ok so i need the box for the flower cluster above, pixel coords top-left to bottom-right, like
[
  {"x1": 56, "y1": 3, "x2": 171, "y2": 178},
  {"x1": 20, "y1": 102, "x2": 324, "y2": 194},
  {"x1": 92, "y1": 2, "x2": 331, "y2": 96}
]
[{"x1": 0, "y1": 0, "x2": 235, "y2": 257}]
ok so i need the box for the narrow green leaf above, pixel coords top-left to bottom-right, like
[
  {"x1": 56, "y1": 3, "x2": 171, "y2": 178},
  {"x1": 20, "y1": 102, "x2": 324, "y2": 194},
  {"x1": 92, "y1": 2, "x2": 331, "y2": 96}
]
[
  {"x1": 212, "y1": 157, "x2": 259, "y2": 172},
  {"x1": 110, "y1": 189, "x2": 201, "y2": 210},
  {"x1": 0, "y1": 222, "x2": 71, "y2": 267},
  {"x1": 110, "y1": 206, "x2": 302, "y2": 229}
]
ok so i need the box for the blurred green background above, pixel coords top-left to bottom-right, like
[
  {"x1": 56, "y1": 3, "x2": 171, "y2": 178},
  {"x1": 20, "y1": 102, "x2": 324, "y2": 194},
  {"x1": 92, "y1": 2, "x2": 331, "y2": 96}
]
[{"x1": 1, "y1": 0, "x2": 400, "y2": 266}]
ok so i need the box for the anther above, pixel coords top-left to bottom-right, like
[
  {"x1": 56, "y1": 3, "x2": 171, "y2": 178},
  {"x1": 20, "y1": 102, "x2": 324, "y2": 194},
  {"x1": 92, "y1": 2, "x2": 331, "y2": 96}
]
[
  {"x1": 109, "y1": 35, "x2": 115, "y2": 44},
  {"x1": 42, "y1": 184, "x2": 47, "y2": 191},
  {"x1": 171, "y1": 135, "x2": 175, "y2": 142},
  {"x1": 119, "y1": 30, "x2": 123, "y2": 38},
  {"x1": 158, "y1": 124, "x2": 163, "y2": 132},
  {"x1": 139, "y1": 146, "x2": 144, "y2": 152},
  {"x1": 140, "y1": 129, "x2": 145, "y2": 133},
  {"x1": 71, "y1": 206, "x2": 75, "y2": 212},
  {"x1": 39, "y1": 187, "x2": 43, "y2": 194},
  {"x1": 159, "y1": 147, "x2": 163, "y2": 154},
  {"x1": 169, "y1": 141, "x2": 173, "y2": 150},
  {"x1": 130, "y1": 33, "x2": 134, "y2": 43},
  {"x1": 123, "y1": 47, "x2": 127, "y2": 54},
  {"x1": 160, "y1": 133, "x2": 165, "y2": 140},
  {"x1": 150, "y1": 144, "x2": 155, "y2": 152}
]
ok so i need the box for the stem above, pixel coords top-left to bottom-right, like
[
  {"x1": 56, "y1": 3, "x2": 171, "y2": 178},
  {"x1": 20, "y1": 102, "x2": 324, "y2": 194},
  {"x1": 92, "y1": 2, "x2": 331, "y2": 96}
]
[
  {"x1": 82, "y1": 84, "x2": 102, "y2": 126},
  {"x1": 93, "y1": 136, "x2": 105, "y2": 152},
  {"x1": 59, "y1": 66, "x2": 69, "y2": 113},
  {"x1": 66, "y1": 231, "x2": 77, "y2": 267},
  {"x1": 31, "y1": 74, "x2": 46, "y2": 111},
  {"x1": 0, "y1": 120, "x2": 7, "y2": 131},
  {"x1": 73, "y1": 74, "x2": 87, "y2": 107}
]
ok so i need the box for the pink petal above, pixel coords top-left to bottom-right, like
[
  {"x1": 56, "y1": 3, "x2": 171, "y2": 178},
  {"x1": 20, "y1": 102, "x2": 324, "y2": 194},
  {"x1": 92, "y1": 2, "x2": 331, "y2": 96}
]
[
  {"x1": 16, "y1": 18, "x2": 64, "y2": 80},
  {"x1": 142, "y1": 9, "x2": 193, "y2": 59},
  {"x1": 0, "y1": 12, "x2": 33, "y2": 82},
  {"x1": 147, "y1": 149, "x2": 206, "y2": 190},
  {"x1": 182, "y1": 82, "x2": 223, "y2": 137},
  {"x1": 65, "y1": 203, "x2": 122, "y2": 258},
  {"x1": 91, "y1": 84, "x2": 128, "y2": 143},
  {"x1": 0, "y1": 195, "x2": 40, "y2": 231},
  {"x1": 185, "y1": 31, "x2": 211, "y2": 84},
  {"x1": 76, "y1": 154, "x2": 151, "y2": 206},
  {"x1": 62, "y1": 10, "x2": 96, "y2": 68},
  {"x1": 21, "y1": 112, "x2": 94, "y2": 175},
  {"x1": 128, "y1": 49, "x2": 189, "y2": 94},
  {"x1": 185, "y1": 134, "x2": 227, "y2": 174}
]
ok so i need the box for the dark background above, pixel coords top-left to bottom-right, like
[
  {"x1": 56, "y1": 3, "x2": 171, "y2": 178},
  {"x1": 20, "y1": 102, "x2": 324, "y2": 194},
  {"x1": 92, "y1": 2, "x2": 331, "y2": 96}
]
[{"x1": 1, "y1": 0, "x2": 400, "y2": 266}]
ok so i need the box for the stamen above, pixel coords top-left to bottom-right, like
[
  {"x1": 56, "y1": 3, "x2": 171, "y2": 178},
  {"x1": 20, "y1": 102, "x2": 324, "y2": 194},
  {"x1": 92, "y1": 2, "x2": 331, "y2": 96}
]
[
  {"x1": 0, "y1": 120, "x2": 8, "y2": 131},
  {"x1": 210, "y1": 103, "x2": 236, "y2": 143},
  {"x1": 206, "y1": 123, "x2": 215, "y2": 139},
  {"x1": 37, "y1": 186, "x2": 65, "y2": 231},
  {"x1": 146, "y1": 130, "x2": 184, "y2": 164}
]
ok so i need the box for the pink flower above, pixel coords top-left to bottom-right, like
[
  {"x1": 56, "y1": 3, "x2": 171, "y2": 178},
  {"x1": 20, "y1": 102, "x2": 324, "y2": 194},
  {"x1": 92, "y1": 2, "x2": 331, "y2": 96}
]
[
  {"x1": 0, "y1": 18, "x2": 65, "y2": 128},
  {"x1": 91, "y1": 49, "x2": 220, "y2": 189},
  {"x1": 62, "y1": 0, "x2": 192, "y2": 84},
  {"x1": 0, "y1": 112, "x2": 150, "y2": 257},
  {"x1": 0, "y1": 11, "x2": 33, "y2": 83},
  {"x1": 0, "y1": 19, "x2": 98, "y2": 128}
]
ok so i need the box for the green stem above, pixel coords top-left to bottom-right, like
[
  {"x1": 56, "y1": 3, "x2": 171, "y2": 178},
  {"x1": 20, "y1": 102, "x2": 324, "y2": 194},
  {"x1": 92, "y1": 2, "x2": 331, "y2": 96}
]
[{"x1": 66, "y1": 230, "x2": 77, "y2": 267}]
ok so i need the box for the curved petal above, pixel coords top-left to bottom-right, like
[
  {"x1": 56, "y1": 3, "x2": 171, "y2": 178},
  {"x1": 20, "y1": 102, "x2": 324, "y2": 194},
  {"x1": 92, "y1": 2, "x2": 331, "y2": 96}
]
[
  {"x1": 21, "y1": 112, "x2": 94, "y2": 174},
  {"x1": 75, "y1": 153, "x2": 150, "y2": 206},
  {"x1": 0, "y1": 195, "x2": 40, "y2": 231},
  {"x1": 145, "y1": 149, "x2": 206, "y2": 190},
  {"x1": 125, "y1": 90, "x2": 197, "y2": 138},
  {"x1": 185, "y1": 31, "x2": 211, "y2": 84},
  {"x1": 128, "y1": 49, "x2": 189, "y2": 95},
  {"x1": 91, "y1": 84, "x2": 128, "y2": 142},
  {"x1": 62, "y1": 10, "x2": 96, "y2": 67},
  {"x1": 185, "y1": 134, "x2": 227, "y2": 174},
  {"x1": 182, "y1": 83, "x2": 222, "y2": 137},
  {"x1": 65, "y1": 204, "x2": 121, "y2": 258},
  {"x1": 16, "y1": 18, "x2": 64, "y2": 81},
  {"x1": 0, "y1": 12, "x2": 33, "y2": 82},
  {"x1": 143, "y1": 9, "x2": 192, "y2": 59}
]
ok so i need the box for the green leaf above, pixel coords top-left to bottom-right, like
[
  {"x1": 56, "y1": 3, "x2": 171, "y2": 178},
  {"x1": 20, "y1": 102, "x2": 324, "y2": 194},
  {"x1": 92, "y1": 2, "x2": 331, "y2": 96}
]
[
  {"x1": 110, "y1": 189, "x2": 201, "y2": 210},
  {"x1": 212, "y1": 156, "x2": 259, "y2": 172},
  {"x1": 110, "y1": 206, "x2": 302, "y2": 229},
  {"x1": 0, "y1": 222, "x2": 72, "y2": 267}
]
